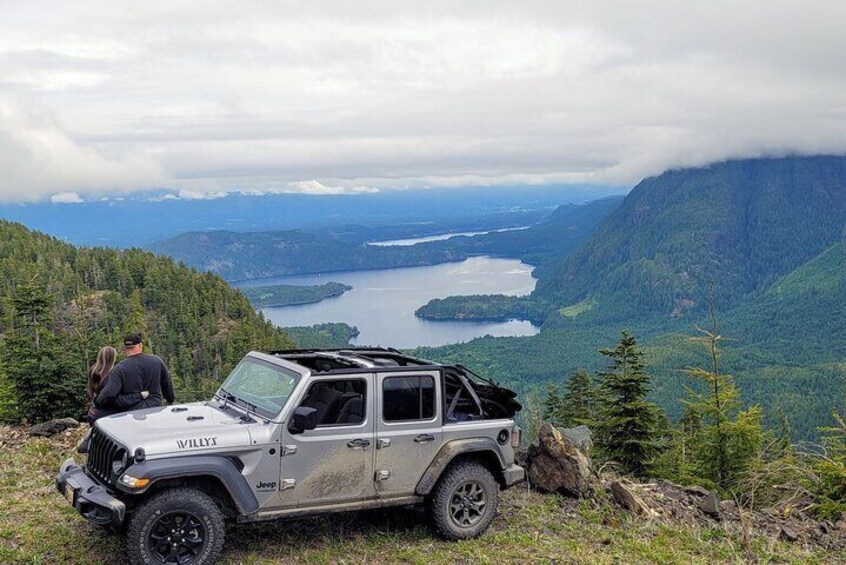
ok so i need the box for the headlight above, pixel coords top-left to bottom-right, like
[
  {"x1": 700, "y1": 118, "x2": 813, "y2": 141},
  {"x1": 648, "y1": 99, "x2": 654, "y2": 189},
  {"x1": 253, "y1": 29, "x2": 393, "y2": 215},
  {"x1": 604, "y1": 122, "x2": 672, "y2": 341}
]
[
  {"x1": 112, "y1": 449, "x2": 130, "y2": 475},
  {"x1": 119, "y1": 473, "x2": 150, "y2": 489}
]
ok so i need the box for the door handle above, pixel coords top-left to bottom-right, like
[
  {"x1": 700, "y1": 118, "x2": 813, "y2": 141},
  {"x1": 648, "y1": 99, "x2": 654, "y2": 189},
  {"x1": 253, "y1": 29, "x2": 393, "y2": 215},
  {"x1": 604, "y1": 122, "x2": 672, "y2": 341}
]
[
  {"x1": 413, "y1": 434, "x2": 435, "y2": 444},
  {"x1": 347, "y1": 438, "x2": 371, "y2": 450}
]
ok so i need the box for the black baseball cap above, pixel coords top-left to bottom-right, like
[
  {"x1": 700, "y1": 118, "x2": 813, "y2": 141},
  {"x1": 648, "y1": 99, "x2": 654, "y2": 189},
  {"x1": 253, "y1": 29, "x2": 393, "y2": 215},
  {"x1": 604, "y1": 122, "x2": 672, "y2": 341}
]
[{"x1": 123, "y1": 333, "x2": 143, "y2": 347}]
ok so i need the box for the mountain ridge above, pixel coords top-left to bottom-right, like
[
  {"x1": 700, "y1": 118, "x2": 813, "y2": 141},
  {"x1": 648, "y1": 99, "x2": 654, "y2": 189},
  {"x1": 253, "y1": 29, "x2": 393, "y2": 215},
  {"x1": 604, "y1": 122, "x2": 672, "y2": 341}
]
[{"x1": 538, "y1": 155, "x2": 846, "y2": 321}]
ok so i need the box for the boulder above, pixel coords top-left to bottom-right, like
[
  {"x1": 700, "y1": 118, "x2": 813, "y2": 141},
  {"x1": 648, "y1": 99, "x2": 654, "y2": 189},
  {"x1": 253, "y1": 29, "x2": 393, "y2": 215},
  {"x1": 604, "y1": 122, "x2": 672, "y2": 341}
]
[
  {"x1": 779, "y1": 525, "x2": 799, "y2": 543},
  {"x1": 608, "y1": 480, "x2": 652, "y2": 515},
  {"x1": 684, "y1": 485, "x2": 711, "y2": 497},
  {"x1": 526, "y1": 422, "x2": 599, "y2": 497},
  {"x1": 29, "y1": 417, "x2": 80, "y2": 437},
  {"x1": 698, "y1": 491, "x2": 721, "y2": 519},
  {"x1": 559, "y1": 425, "x2": 593, "y2": 453}
]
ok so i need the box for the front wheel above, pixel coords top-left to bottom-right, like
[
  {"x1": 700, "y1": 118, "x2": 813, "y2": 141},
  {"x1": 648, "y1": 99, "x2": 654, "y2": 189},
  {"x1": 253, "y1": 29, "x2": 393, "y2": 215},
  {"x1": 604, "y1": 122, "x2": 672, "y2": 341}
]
[
  {"x1": 126, "y1": 487, "x2": 225, "y2": 565},
  {"x1": 428, "y1": 461, "x2": 500, "y2": 540}
]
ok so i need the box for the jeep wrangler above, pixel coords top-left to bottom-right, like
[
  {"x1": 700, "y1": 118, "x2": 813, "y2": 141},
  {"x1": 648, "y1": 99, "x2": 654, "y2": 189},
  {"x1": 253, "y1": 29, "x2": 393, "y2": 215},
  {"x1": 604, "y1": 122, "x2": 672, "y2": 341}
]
[{"x1": 57, "y1": 348, "x2": 524, "y2": 564}]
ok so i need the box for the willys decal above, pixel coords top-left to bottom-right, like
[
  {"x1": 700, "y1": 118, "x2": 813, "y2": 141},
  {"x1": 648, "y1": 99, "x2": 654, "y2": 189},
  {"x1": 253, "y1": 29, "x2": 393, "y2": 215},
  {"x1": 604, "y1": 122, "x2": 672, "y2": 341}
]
[{"x1": 176, "y1": 437, "x2": 218, "y2": 449}]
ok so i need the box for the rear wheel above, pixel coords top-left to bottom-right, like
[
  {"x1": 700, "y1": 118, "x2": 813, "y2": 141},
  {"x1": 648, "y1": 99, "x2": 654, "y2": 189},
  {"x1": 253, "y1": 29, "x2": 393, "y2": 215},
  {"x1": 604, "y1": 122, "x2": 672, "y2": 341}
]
[
  {"x1": 126, "y1": 487, "x2": 225, "y2": 565},
  {"x1": 429, "y1": 461, "x2": 499, "y2": 540}
]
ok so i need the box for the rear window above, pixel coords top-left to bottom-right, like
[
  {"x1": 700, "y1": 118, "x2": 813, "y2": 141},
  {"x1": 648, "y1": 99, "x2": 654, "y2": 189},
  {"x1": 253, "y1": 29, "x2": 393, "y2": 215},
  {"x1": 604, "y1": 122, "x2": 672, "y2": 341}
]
[{"x1": 382, "y1": 375, "x2": 435, "y2": 421}]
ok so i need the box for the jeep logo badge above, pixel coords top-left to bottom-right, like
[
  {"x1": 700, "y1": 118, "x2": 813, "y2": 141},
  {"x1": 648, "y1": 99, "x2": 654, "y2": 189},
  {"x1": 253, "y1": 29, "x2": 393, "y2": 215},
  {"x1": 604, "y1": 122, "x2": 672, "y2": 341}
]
[{"x1": 176, "y1": 437, "x2": 218, "y2": 449}]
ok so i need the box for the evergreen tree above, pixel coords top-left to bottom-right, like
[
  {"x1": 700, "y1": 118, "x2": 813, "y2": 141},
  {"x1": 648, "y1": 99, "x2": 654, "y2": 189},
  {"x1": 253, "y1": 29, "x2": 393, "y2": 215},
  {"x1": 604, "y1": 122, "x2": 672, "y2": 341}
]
[
  {"x1": 682, "y1": 309, "x2": 764, "y2": 490},
  {"x1": 543, "y1": 370, "x2": 595, "y2": 428},
  {"x1": 1, "y1": 282, "x2": 80, "y2": 422},
  {"x1": 560, "y1": 369, "x2": 594, "y2": 427},
  {"x1": 594, "y1": 331, "x2": 662, "y2": 477},
  {"x1": 542, "y1": 383, "x2": 566, "y2": 424},
  {"x1": 812, "y1": 412, "x2": 846, "y2": 519}
]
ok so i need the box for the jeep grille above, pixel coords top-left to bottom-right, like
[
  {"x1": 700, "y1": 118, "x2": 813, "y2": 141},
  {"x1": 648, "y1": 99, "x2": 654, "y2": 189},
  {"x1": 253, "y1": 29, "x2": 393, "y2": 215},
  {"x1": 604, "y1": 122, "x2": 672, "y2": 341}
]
[{"x1": 87, "y1": 428, "x2": 123, "y2": 484}]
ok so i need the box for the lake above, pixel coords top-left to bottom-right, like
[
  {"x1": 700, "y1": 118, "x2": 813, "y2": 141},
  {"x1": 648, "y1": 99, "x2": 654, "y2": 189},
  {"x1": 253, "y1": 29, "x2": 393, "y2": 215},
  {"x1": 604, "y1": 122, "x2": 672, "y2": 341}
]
[
  {"x1": 367, "y1": 226, "x2": 531, "y2": 247},
  {"x1": 241, "y1": 256, "x2": 540, "y2": 348}
]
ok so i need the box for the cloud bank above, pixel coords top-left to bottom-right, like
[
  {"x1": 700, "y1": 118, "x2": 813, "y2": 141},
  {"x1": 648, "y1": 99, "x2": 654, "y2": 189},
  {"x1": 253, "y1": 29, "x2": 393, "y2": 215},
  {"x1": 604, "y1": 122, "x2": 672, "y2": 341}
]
[{"x1": 1, "y1": 1, "x2": 845, "y2": 202}]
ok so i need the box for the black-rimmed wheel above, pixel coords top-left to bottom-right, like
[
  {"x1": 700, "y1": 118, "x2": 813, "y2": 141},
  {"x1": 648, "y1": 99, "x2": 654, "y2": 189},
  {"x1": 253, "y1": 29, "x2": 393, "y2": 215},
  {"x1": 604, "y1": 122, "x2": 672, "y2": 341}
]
[
  {"x1": 127, "y1": 488, "x2": 225, "y2": 565},
  {"x1": 429, "y1": 461, "x2": 499, "y2": 540}
]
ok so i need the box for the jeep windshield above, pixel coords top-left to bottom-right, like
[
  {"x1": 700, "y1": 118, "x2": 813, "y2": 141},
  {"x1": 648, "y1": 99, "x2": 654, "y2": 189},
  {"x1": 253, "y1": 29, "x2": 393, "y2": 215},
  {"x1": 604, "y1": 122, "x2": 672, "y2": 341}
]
[{"x1": 216, "y1": 357, "x2": 300, "y2": 419}]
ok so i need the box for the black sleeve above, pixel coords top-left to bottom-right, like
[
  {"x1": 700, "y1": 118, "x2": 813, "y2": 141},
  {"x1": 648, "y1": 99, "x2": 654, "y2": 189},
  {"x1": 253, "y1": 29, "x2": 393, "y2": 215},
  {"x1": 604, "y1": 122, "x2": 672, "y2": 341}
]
[
  {"x1": 161, "y1": 359, "x2": 176, "y2": 404},
  {"x1": 115, "y1": 391, "x2": 144, "y2": 408},
  {"x1": 94, "y1": 367, "x2": 122, "y2": 408}
]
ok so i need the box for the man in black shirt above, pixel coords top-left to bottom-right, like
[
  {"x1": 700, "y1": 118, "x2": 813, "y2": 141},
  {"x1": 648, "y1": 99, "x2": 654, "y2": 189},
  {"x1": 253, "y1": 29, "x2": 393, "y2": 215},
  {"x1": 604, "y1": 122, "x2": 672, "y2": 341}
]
[{"x1": 95, "y1": 333, "x2": 175, "y2": 412}]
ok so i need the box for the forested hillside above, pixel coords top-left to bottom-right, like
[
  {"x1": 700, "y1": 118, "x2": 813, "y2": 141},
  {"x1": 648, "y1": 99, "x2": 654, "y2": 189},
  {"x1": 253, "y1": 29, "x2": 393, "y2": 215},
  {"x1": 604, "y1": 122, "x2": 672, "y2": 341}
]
[
  {"x1": 148, "y1": 229, "x2": 468, "y2": 280},
  {"x1": 538, "y1": 156, "x2": 846, "y2": 322},
  {"x1": 419, "y1": 156, "x2": 846, "y2": 441},
  {"x1": 0, "y1": 221, "x2": 295, "y2": 423},
  {"x1": 148, "y1": 196, "x2": 623, "y2": 282},
  {"x1": 431, "y1": 195, "x2": 624, "y2": 276}
]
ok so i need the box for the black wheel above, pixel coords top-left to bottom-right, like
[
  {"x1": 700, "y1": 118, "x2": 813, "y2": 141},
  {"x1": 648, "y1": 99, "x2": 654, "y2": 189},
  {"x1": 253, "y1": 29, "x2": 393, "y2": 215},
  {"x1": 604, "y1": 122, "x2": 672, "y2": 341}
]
[
  {"x1": 429, "y1": 461, "x2": 499, "y2": 540},
  {"x1": 126, "y1": 488, "x2": 225, "y2": 565}
]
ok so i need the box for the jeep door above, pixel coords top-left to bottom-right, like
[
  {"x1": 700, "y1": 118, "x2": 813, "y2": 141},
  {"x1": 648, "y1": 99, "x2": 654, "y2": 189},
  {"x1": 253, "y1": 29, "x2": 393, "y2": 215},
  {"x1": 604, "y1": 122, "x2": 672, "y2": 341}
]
[
  {"x1": 374, "y1": 370, "x2": 443, "y2": 497},
  {"x1": 279, "y1": 374, "x2": 376, "y2": 507}
]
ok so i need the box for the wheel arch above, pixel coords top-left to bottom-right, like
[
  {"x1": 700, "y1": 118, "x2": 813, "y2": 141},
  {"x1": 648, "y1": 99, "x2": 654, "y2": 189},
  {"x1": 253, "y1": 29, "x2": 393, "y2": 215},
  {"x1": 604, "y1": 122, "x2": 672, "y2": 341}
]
[
  {"x1": 120, "y1": 456, "x2": 259, "y2": 516},
  {"x1": 415, "y1": 438, "x2": 507, "y2": 496}
]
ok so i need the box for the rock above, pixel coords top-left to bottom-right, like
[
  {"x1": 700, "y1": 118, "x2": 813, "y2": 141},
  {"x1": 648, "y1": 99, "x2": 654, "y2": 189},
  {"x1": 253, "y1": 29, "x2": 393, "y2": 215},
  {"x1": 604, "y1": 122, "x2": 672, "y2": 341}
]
[
  {"x1": 558, "y1": 425, "x2": 593, "y2": 453},
  {"x1": 526, "y1": 422, "x2": 599, "y2": 497},
  {"x1": 608, "y1": 480, "x2": 652, "y2": 515},
  {"x1": 685, "y1": 485, "x2": 711, "y2": 497},
  {"x1": 699, "y1": 491, "x2": 721, "y2": 519},
  {"x1": 720, "y1": 500, "x2": 737, "y2": 513},
  {"x1": 820, "y1": 520, "x2": 834, "y2": 534},
  {"x1": 29, "y1": 418, "x2": 80, "y2": 437},
  {"x1": 779, "y1": 525, "x2": 799, "y2": 542}
]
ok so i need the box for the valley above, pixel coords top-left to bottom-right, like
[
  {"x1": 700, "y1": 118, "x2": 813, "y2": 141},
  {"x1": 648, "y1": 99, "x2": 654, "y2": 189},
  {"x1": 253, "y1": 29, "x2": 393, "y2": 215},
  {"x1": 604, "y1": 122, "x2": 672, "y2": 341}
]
[
  {"x1": 1, "y1": 156, "x2": 843, "y2": 443},
  {"x1": 144, "y1": 155, "x2": 846, "y2": 442}
]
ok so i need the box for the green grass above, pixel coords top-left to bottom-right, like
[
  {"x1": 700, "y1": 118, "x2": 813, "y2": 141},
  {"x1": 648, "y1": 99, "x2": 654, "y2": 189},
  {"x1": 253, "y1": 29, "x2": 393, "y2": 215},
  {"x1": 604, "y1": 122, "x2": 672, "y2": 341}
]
[
  {"x1": 2, "y1": 427, "x2": 844, "y2": 564},
  {"x1": 559, "y1": 298, "x2": 597, "y2": 318}
]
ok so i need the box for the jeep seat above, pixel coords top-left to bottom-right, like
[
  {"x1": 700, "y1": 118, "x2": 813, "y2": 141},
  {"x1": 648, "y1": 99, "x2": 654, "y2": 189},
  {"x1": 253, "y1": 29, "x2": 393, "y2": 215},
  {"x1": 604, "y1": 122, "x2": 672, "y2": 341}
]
[
  {"x1": 335, "y1": 395, "x2": 364, "y2": 425},
  {"x1": 303, "y1": 386, "x2": 344, "y2": 425}
]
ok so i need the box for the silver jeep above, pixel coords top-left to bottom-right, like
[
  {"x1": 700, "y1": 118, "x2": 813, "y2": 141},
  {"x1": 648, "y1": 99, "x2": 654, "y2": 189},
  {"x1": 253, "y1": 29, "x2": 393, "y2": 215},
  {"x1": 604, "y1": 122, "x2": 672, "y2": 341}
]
[{"x1": 57, "y1": 348, "x2": 525, "y2": 564}]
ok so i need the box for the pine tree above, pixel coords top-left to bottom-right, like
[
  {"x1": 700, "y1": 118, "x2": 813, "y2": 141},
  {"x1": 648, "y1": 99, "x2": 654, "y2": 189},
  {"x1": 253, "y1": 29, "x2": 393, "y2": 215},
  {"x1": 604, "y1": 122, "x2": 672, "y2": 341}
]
[
  {"x1": 542, "y1": 383, "x2": 566, "y2": 424},
  {"x1": 1, "y1": 282, "x2": 80, "y2": 422},
  {"x1": 682, "y1": 308, "x2": 763, "y2": 490},
  {"x1": 812, "y1": 412, "x2": 846, "y2": 519},
  {"x1": 561, "y1": 369, "x2": 594, "y2": 427},
  {"x1": 595, "y1": 330, "x2": 662, "y2": 477}
]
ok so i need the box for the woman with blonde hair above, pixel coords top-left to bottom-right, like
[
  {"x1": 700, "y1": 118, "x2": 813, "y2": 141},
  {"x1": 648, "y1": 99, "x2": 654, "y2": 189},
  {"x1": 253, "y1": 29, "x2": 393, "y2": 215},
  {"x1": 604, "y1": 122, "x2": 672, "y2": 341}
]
[{"x1": 86, "y1": 346, "x2": 118, "y2": 425}]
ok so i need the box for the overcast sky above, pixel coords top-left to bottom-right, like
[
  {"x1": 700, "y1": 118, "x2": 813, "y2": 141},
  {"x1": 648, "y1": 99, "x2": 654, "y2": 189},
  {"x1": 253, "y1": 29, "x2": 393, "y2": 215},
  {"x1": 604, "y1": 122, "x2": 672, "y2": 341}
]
[{"x1": 1, "y1": 1, "x2": 845, "y2": 203}]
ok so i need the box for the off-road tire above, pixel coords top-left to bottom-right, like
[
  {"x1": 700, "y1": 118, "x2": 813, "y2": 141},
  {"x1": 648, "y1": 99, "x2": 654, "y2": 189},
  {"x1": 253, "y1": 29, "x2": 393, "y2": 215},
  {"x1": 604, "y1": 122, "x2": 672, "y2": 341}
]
[
  {"x1": 428, "y1": 461, "x2": 499, "y2": 540},
  {"x1": 126, "y1": 487, "x2": 225, "y2": 565}
]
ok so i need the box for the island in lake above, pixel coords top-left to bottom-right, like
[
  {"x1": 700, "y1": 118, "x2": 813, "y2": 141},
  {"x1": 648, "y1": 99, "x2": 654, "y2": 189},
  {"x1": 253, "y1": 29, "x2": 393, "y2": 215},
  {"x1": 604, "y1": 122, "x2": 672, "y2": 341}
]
[
  {"x1": 242, "y1": 281, "x2": 352, "y2": 308},
  {"x1": 284, "y1": 323, "x2": 360, "y2": 348}
]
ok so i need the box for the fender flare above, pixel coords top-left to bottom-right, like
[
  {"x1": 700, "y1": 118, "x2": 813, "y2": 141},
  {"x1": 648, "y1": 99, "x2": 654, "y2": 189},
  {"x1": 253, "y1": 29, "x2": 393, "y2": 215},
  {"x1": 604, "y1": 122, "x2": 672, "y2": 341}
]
[
  {"x1": 415, "y1": 438, "x2": 506, "y2": 496},
  {"x1": 119, "y1": 456, "x2": 259, "y2": 515}
]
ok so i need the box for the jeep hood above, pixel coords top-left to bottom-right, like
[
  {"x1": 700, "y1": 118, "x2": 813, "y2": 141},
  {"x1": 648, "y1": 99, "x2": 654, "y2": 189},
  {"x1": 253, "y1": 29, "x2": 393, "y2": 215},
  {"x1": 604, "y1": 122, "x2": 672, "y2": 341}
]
[{"x1": 96, "y1": 402, "x2": 253, "y2": 457}]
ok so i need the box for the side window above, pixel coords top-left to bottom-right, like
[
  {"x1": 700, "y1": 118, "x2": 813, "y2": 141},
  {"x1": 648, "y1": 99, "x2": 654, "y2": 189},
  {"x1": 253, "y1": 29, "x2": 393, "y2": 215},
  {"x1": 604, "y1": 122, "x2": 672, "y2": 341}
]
[
  {"x1": 383, "y1": 375, "x2": 435, "y2": 422},
  {"x1": 299, "y1": 379, "x2": 367, "y2": 426},
  {"x1": 444, "y1": 373, "x2": 482, "y2": 422}
]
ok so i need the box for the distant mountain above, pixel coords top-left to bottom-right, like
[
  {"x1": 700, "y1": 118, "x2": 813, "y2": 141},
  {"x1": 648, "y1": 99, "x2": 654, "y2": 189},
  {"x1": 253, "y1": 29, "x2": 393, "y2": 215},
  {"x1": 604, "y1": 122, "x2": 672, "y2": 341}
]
[
  {"x1": 149, "y1": 229, "x2": 469, "y2": 281},
  {"x1": 437, "y1": 195, "x2": 624, "y2": 276},
  {"x1": 720, "y1": 236, "x2": 846, "y2": 365},
  {"x1": 539, "y1": 156, "x2": 846, "y2": 321},
  {"x1": 0, "y1": 184, "x2": 623, "y2": 247},
  {"x1": 149, "y1": 196, "x2": 623, "y2": 281}
]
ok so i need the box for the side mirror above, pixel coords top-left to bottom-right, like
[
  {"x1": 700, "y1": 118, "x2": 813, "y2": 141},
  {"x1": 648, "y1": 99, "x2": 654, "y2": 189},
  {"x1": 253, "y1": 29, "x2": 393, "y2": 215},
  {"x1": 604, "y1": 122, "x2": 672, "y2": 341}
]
[{"x1": 288, "y1": 406, "x2": 318, "y2": 434}]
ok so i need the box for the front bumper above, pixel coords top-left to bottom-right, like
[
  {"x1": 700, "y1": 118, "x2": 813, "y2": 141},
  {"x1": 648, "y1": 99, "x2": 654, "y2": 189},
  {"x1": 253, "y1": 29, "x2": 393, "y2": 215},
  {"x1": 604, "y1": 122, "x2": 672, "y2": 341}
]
[
  {"x1": 502, "y1": 463, "x2": 526, "y2": 487},
  {"x1": 56, "y1": 458, "x2": 126, "y2": 527}
]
